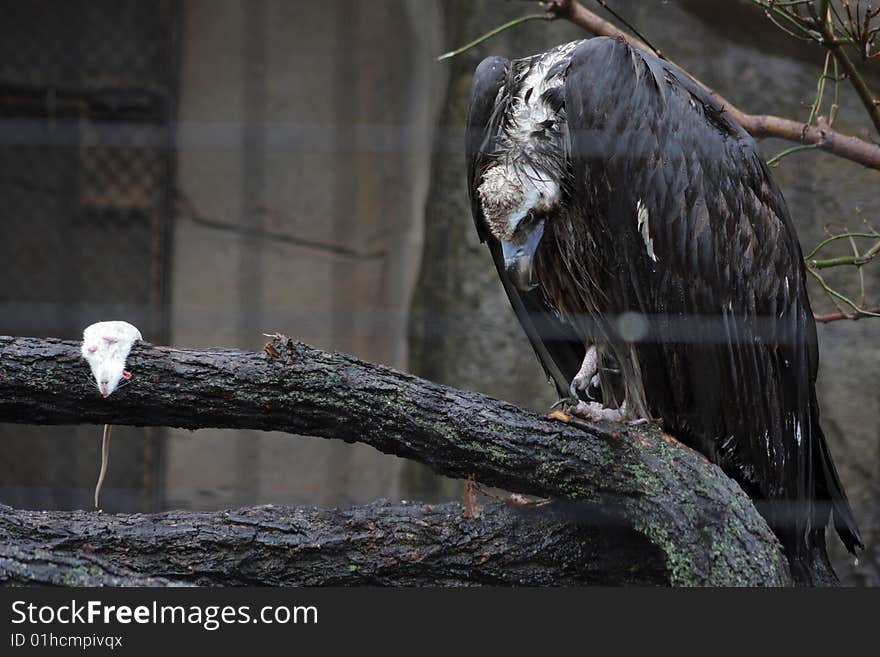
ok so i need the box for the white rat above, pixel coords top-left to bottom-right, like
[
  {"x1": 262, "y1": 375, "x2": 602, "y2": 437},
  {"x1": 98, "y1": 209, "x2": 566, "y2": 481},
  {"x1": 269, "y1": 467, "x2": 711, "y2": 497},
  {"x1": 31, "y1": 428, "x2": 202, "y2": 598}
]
[
  {"x1": 81, "y1": 321, "x2": 142, "y2": 397},
  {"x1": 81, "y1": 321, "x2": 143, "y2": 509}
]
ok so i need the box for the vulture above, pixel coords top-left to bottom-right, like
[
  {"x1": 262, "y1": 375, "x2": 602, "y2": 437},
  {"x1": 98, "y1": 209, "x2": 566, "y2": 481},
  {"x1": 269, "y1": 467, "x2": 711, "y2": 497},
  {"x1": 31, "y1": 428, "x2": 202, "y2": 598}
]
[{"x1": 466, "y1": 36, "x2": 861, "y2": 583}]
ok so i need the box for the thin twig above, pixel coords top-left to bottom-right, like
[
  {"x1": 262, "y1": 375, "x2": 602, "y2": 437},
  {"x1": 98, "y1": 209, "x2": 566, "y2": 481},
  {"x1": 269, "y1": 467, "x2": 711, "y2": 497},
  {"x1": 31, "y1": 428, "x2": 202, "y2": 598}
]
[
  {"x1": 806, "y1": 229, "x2": 880, "y2": 258},
  {"x1": 437, "y1": 13, "x2": 549, "y2": 61},
  {"x1": 805, "y1": 226, "x2": 880, "y2": 319},
  {"x1": 817, "y1": 12, "x2": 880, "y2": 135},
  {"x1": 807, "y1": 266, "x2": 880, "y2": 316},
  {"x1": 751, "y1": 0, "x2": 821, "y2": 41},
  {"x1": 847, "y1": 232, "x2": 868, "y2": 306},
  {"x1": 814, "y1": 305, "x2": 880, "y2": 321},
  {"x1": 593, "y1": 0, "x2": 664, "y2": 59},
  {"x1": 809, "y1": 252, "x2": 877, "y2": 268},
  {"x1": 807, "y1": 232, "x2": 880, "y2": 268},
  {"x1": 767, "y1": 143, "x2": 820, "y2": 165},
  {"x1": 806, "y1": 49, "x2": 834, "y2": 127},
  {"x1": 830, "y1": 54, "x2": 841, "y2": 125}
]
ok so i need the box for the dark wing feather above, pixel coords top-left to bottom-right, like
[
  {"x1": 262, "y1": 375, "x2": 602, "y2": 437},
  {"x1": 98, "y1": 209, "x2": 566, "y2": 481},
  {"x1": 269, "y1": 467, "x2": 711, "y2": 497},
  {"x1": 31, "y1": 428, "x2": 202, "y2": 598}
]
[
  {"x1": 563, "y1": 38, "x2": 860, "y2": 562},
  {"x1": 467, "y1": 56, "x2": 585, "y2": 398},
  {"x1": 466, "y1": 56, "x2": 509, "y2": 243}
]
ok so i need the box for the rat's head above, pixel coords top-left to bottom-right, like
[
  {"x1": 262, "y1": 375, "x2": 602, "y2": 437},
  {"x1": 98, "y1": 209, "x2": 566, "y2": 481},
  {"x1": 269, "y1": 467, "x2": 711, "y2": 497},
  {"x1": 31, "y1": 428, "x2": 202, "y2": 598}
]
[
  {"x1": 93, "y1": 360, "x2": 125, "y2": 398},
  {"x1": 478, "y1": 162, "x2": 560, "y2": 290}
]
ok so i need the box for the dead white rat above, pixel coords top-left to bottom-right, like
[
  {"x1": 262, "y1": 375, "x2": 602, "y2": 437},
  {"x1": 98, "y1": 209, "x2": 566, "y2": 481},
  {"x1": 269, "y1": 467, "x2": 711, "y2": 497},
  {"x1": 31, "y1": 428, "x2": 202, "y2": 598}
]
[{"x1": 81, "y1": 320, "x2": 142, "y2": 509}]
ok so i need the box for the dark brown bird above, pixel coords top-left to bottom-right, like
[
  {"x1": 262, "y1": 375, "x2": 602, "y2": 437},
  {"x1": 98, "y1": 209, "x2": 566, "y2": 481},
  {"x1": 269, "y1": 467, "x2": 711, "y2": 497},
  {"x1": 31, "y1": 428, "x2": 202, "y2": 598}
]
[{"x1": 466, "y1": 36, "x2": 861, "y2": 584}]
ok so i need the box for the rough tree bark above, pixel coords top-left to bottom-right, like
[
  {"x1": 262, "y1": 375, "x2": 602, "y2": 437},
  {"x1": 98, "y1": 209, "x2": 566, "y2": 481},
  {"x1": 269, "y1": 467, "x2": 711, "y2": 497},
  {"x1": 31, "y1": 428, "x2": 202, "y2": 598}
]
[
  {"x1": 0, "y1": 501, "x2": 667, "y2": 586},
  {"x1": 0, "y1": 335, "x2": 793, "y2": 586}
]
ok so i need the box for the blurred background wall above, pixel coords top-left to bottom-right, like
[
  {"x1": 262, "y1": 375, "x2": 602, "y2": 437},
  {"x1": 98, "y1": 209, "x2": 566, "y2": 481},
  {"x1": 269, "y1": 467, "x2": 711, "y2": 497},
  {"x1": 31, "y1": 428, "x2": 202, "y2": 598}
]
[
  {"x1": 167, "y1": 0, "x2": 444, "y2": 509},
  {"x1": 0, "y1": 0, "x2": 877, "y2": 584}
]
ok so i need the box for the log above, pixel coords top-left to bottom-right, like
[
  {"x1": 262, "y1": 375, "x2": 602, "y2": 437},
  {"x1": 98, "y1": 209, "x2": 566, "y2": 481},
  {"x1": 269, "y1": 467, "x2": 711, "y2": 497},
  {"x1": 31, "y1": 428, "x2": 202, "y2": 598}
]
[
  {"x1": 0, "y1": 335, "x2": 792, "y2": 586},
  {"x1": 0, "y1": 501, "x2": 667, "y2": 586}
]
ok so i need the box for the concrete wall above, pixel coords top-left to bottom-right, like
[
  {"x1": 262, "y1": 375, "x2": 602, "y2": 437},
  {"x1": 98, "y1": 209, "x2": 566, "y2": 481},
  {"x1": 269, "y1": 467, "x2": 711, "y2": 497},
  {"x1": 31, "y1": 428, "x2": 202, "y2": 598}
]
[{"x1": 166, "y1": 0, "x2": 446, "y2": 508}]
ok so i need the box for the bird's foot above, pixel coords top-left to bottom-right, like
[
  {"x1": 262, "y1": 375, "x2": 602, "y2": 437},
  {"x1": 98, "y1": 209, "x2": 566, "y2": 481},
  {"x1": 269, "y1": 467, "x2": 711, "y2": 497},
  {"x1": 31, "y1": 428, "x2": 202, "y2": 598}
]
[
  {"x1": 570, "y1": 400, "x2": 625, "y2": 423},
  {"x1": 569, "y1": 344, "x2": 599, "y2": 402},
  {"x1": 550, "y1": 398, "x2": 653, "y2": 428}
]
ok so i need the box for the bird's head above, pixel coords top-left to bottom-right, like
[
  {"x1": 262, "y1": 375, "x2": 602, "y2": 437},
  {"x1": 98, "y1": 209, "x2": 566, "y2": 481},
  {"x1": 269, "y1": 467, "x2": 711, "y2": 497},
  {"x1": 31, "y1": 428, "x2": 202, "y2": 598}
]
[{"x1": 478, "y1": 162, "x2": 559, "y2": 291}]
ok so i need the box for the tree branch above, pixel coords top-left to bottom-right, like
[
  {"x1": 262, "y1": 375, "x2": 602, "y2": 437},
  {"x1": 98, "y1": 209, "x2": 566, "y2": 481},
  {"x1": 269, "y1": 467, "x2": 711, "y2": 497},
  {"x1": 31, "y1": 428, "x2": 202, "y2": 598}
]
[
  {"x1": 543, "y1": 0, "x2": 880, "y2": 171},
  {"x1": 813, "y1": 304, "x2": 880, "y2": 321},
  {"x1": 818, "y1": 12, "x2": 880, "y2": 135},
  {"x1": 0, "y1": 501, "x2": 668, "y2": 586},
  {"x1": 0, "y1": 334, "x2": 792, "y2": 586}
]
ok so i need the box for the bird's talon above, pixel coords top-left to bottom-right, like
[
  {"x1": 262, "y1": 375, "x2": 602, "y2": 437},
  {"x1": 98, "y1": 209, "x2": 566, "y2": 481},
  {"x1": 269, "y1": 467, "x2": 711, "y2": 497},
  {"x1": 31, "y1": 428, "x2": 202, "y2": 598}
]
[
  {"x1": 570, "y1": 400, "x2": 624, "y2": 423},
  {"x1": 549, "y1": 397, "x2": 569, "y2": 411}
]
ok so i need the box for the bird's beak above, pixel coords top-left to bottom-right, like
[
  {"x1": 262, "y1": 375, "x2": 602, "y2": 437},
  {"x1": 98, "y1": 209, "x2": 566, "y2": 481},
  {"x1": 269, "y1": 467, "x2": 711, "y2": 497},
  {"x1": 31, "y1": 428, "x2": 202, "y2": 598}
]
[{"x1": 502, "y1": 219, "x2": 545, "y2": 291}]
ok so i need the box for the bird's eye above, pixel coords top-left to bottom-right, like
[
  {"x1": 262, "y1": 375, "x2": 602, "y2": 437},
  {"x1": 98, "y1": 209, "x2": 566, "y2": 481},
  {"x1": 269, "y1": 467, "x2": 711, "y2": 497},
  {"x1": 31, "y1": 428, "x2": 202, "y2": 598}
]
[
  {"x1": 513, "y1": 215, "x2": 530, "y2": 237},
  {"x1": 518, "y1": 211, "x2": 539, "y2": 232}
]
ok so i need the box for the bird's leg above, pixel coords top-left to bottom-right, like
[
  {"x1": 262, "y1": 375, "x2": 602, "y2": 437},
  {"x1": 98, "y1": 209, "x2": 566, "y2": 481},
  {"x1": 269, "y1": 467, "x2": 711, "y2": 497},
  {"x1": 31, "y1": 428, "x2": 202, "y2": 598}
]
[
  {"x1": 559, "y1": 346, "x2": 652, "y2": 424},
  {"x1": 569, "y1": 344, "x2": 599, "y2": 402},
  {"x1": 567, "y1": 344, "x2": 623, "y2": 420}
]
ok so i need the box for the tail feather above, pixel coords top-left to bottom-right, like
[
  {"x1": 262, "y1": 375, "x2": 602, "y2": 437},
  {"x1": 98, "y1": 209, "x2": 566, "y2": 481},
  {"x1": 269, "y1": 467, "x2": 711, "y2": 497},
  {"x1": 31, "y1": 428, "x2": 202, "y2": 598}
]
[
  {"x1": 812, "y1": 414, "x2": 862, "y2": 554},
  {"x1": 783, "y1": 402, "x2": 862, "y2": 585},
  {"x1": 787, "y1": 535, "x2": 840, "y2": 587}
]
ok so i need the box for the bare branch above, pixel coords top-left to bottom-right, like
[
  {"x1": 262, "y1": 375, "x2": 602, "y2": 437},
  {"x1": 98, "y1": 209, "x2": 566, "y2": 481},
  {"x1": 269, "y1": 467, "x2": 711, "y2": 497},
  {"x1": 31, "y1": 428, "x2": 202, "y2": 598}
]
[
  {"x1": 436, "y1": 12, "x2": 550, "y2": 61},
  {"x1": 0, "y1": 334, "x2": 792, "y2": 586},
  {"x1": 813, "y1": 305, "x2": 880, "y2": 321},
  {"x1": 541, "y1": 0, "x2": 880, "y2": 170},
  {"x1": 806, "y1": 265, "x2": 880, "y2": 317},
  {"x1": 816, "y1": 10, "x2": 880, "y2": 135}
]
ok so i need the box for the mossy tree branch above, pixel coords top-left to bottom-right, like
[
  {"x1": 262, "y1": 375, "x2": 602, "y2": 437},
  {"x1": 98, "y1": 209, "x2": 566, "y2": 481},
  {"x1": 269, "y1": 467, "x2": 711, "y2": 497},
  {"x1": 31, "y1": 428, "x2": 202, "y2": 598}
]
[
  {"x1": 0, "y1": 334, "x2": 792, "y2": 586},
  {"x1": 0, "y1": 501, "x2": 669, "y2": 586}
]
